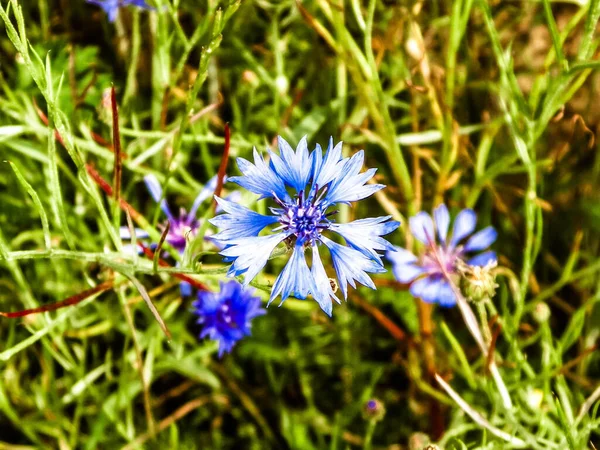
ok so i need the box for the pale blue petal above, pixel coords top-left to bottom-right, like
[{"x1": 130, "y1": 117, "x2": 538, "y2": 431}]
[
  {"x1": 468, "y1": 251, "x2": 497, "y2": 267},
  {"x1": 437, "y1": 281, "x2": 457, "y2": 307},
  {"x1": 450, "y1": 209, "x2": 477, "y2": 248},
  {"x1": 464, "y1": 226, "x2": 497, "y2": 252},
  {"x1": 229, "y1": 148, "x2": 288, "y2": 201},
  {"x1": 269, "y1": 136, "x2": 312, "y2": 192},
  {"x1": 269, "y1": 243, "x2": 316, "y2": 307},
  {"x1": 323, "y1": 151, "x2": 383, "y2": 206},
  {"x1": 392, "y1": 263, "x2": 425, "y2": 283},
  {"x1": 210, "y1": 197, "x2": 279, "y2": 240},
  {"x1": 433, "y1": 204, "x2": 450, "y2": 244},
  {"x1": 189, "y1": 175, "x2": 220, "y2": 217},
  {"x1": 330, "y1": 216, "x2": 400, "y2": 263},
  {"x1": 385, "y1": 246, "x2": 418, "y2": 265},
  {"x1": 410, "y1": 275, "x2": 446, "y2": 304},
  {"x1": 119, "y1": 226, "x2": 149, "y2": 240},
  {"x1": 312, "y1": 138, "x2": 345, "y2": 189},
  {"x1": 144, "y1": 174, "x2": 172, "y2": 219},
  {"x1": 320, "y1": 236, "x2": 385, "y2": 299},
  {"x1": 220, "y1": 232, "x2": 290, "y2": 285},
  {"x1": 409, "y1": 212, "x2": 435, "y2": 245},
  {"x1": 311, "y1": 244, "x2": 340, "y2": 317},
  {"x1": 179, "y1": 281, "x2": 192, "y2": 297}
]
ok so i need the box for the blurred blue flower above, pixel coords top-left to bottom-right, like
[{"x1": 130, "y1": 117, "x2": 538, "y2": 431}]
[
  {"x1": 121, "y1": 174, "x2": 238, "y2": 296},
  {"x1": 386, "y1": 204, "x2": 497, "y2": 307},
  {"x1": 210, "y1": 136, "x2": 400, "y2": 316},
  {"x1": 192, "y1": 280, "x2": 265, "y2": 357},
  {"x1": 86, "y1": 0, "x2": 153, "y2": 23}
]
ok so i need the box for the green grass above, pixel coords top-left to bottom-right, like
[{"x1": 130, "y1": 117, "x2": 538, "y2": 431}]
[{"x1": 1, "y1": 0, "x2": 600, "y2": 448}]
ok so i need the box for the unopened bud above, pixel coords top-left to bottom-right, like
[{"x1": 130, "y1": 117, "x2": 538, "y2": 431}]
[
  {"x1": 363, "y1": 398, "x2": 385, "y2": 422},
  {"x1": 408, "y1": 432, "x2": 430, "y2": 450},
  {"x1": 459, "y1": 260, "x2": 498, "y2": 302},
  {"x1": 532, "y1": 302, "x2": 551, "y2": 323}
]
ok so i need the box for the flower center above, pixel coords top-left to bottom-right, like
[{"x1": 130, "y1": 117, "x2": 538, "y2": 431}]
[
  {"x1": 423, "y1": 245, "x2": 461, "y2": 275},
  {"x1": 166, "y1": 211, "x2": 200, "y2": 251},
  {"x1": 275, "y1": 190, "x2": 331, "y2": 245},
  {"x1": 218, "y1": 302, "x2": 233, "y2": 325}
]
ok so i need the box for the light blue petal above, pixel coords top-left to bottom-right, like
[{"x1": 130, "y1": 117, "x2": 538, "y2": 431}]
[
  {"x1": 392, "y1": 263, "x2": 425, "y2": 283},
  {"x1": 386, "y1": 246, "x2": 418, "y2": 265},
  {"x1": 409, "y1": 212, "x2": 435, "y2": 245},
  {"x1": 144, "y1": 174, "x2": 173, "y2": 219},
  {"x1": 410, "y1": 275, "x2": 446, "y2": 304},
  {"x1": 322, "y1": 151, "x2": 383, "y2": 206},
  {"x1": 229, "y1": 148, "x2": 288, "y2": 201},
  {"x1": 220, "y1": 232, "x2": 290, "y2": 285},
  {"x1": 468, "y1": 251, "x2": 497, "y2": 267},
  {"x1": 312, "y1": 138, "x2": 344, "y2": 189},
  {"x1": 269, "y1": 243, "x2": 316, "y2": 307},
  {"x1": 464, "y1": 226, "x2": 497, "y2": 252},
  {"x1": 433, "y1": 204, "x2": 450, "y2": 244},
  {"x1": 189, "y1": 175, "x2": 220, "y2": 217},
  {"x1": 450, "y1": 209, "x2": 477, "y2": 248},
  {"x1": 320, "y1": 236, "x2": 385, "y2": 299},
  {"x1": 269, "y1": 136, "x2": 312, "y2": 192},
  {"x1": 437, "y1": 281, "x2": 457, "y2": 307},
  {"x1": 330, "y1": 216, "x2": 400, "y2": 263},
  {"x1": 210, "y1": 197, "x2": 279, "y2": 240},
  {"x1": 119, "y1": 226, "x2": 149, "y2": 240},
  {"x1": 179, "y1": 281, "x2": 192, "y2": 297},
  {"x1": 311, "y1": 244, "x2": 340, "y2": 317}
]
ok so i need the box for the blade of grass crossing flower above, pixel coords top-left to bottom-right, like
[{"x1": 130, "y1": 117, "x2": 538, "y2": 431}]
[
  {"x1": 7, "y1": 161, "x2": 52, "y2": 250},
  {"x1": 153, "y1": 221, "x2": 170, "y2": 274}
]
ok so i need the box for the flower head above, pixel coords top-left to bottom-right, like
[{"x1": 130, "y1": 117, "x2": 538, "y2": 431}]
[
  {"x1": 192, "y1": 280, "x2": 265, "y2": 357},
  {"x1": 210, "y1": 136, "x2": 400, "y2": 316},
  {"x1": 387, "y1": 204, "x2": 497, "y2": 307},
  {"x1": 86, "y1": 0, "x2": 153, "y2": 23},
  {"x1": 143, "y1": 174, "x2": 222, "y2": 254}
]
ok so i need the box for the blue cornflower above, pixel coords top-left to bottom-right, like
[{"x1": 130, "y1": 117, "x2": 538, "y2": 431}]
[
  {"x1": 121, "y1": 174, "x2": 237, "y2": 296},
  {"x1": 86, "y1": 0, "x2": 153, "y2": 23},
  {"x1": 386, "y1": 204, "x2": 497, "y2": 307},
  {"x1": 210, "y1": 136, "x2": 400, "y2": 316},
  {"x1": 192, "y1": 280, "x2": 265, "y2": 357}
]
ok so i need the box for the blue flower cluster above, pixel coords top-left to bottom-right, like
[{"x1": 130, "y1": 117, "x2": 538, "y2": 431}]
[
  {"x1": 210, "y1": 136, "x2": 400, "y2": 316},
  {"x1": 387, "y1": 204, "x2": 497, "y2": 307},
  {"x1": 86, "y1": 0, "x2": 153, "y2": 23},
  {"x1": 192, "y1": 281, "x2": 265, "y2": 357}
]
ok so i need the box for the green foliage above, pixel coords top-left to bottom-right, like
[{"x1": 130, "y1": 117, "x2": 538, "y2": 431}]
[{"x1": 0, "y1": 0, "x2": 599, "y2": 448}]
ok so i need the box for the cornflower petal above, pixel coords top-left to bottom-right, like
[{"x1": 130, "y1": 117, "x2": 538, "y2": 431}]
[
  {"x1": 220, "y1": 233, "x2": 291, "y2": 284},
  {"x1": 268, "y1": 136, "x2": 312, "y2": 192},
  {"x1": 119, "y1": 226, "x2": 149, "y2": 240},
  {"x1": 311, "y1": 138, "x2": 345, "y2": 189},
  {"x1": 229, "y1": 148, "x2": 288, "y2": 201},
  {"x1": 392, "y1": 262, "x2": 425, "y2": 284},
  {"x1": 450, "y1": 208, "x2": 477, "y2": 248},
  {"x1": 144, "y1": 174, "x2": 173, "y2": 219},
  {"x1": 320, "y1": 236, "x2": 385, "y2": 299},
  {"x1": 330, "y1": 216, "x2": 400, "y2": 263},
  {"x1": 410, "y1": 275, "x2": 447, "y2": 304},
  {"x1": 323, "y1": 151, "x2": 384, "y2": 206},
  {"x1": 269, "y1": 243, "x2": 316, "y2": 307},
  {"x1": 409, "y1": 212, "x2": 435, "y2": 245},
  {"x1": 310, "y1": 244, "x2": 340, "y2": 317},
  {"x1": 210, "y1": 197, "x2": 278, "y2": 240},
  {"x1": 433, "y1": 204, "x2": 450, "y2": 244},
  {"x1": 464, "y1": 226, "x2": 498, "y2": 252},
  {"x1": 189, "y1": 174, "x2": 219, "y2": 217},
  {"x1": 386, "y1": 246, "x2": 418, "y2": 265},
  {"x1": 468, "y1": 250, "x2": 497, "y2": 267}
]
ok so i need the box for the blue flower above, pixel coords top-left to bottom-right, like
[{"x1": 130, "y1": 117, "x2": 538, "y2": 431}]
[
  {"x1": 210, "y1": 136, "x2": 400, "y2": 316},
  {"x1": 386, "y1": 204, "x2": 497, "y2": 307},
  {"x1": 121, "y1": 174, "x2": 237, "y2": 297},
  {"x1": 192, "y1": 280, "x2": 265, "y2": 357},
  {"x1": 86, "y1": 0, "x2": 153, "y2": 23}
]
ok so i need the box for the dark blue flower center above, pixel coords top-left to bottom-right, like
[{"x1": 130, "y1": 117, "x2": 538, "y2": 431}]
[
  {"x1": 218, "y1": 302, "x2": 233, "y2": 326},
  {"x1": 166, "y1": 210, "x2": 200, "y2": 252},
  {"x1": 275, "y1": 189, "x2": 332, "y2": 245}
]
